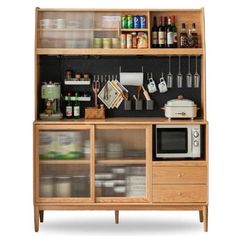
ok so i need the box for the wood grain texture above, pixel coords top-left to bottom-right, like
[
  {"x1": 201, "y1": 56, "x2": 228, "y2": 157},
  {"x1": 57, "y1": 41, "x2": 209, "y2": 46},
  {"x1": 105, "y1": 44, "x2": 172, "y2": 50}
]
[
  {"x1": 152, "y1": 185, "x2": 207, "y2": 203},
  {"x1": 153, "y1": 166, "x2": 207, "y2": 184}
]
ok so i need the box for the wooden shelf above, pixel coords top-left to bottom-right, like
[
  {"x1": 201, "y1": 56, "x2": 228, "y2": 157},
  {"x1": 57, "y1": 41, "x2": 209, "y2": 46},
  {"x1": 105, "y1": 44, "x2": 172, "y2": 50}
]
[
  {"x1": 40, "y1": 160, "x2": 90, "y2": 165},
  {"x1": 38, "y1": 28, "x2": 118, "y2": 32},
  {"x1": 37, "y1": 48, "x2": 204, "y2": 55},
  {"x1": 120, "y1": 28, "x2": 148, "y2": 32},
  {"x1": 96, "y1": 159, "x2": 146, "y2": 165}
]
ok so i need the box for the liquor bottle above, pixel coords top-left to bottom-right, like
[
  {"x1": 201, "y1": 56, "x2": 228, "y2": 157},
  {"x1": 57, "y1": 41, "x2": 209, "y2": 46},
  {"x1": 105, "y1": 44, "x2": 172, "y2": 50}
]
[
  {"x1": 65, "y1": 92, "x2": 73, "y2": 119},
  {"x1": 164, "y1": 16, "x2": 168, "y2": 47},
  {"x1": 191, "y1": 23, "x2": 198, "y2": 48},
  {"x1": 151, "y1": 16, "x2": 158, "y2": 48},
  {"x1": 172, "y1": 16, "x2": 178, "y2": 48},
  {"x1": 73, "y1": 92, "x2": 80, "y2": 119},
  {"x1": 180, "y1": 23, "x2": 188, "y2": 48},
  {"x1": 158, "y1": 16, "x2": 165, "y2": 48},
  {"x1": 166, "y1": 17, "x2": 174, "y2": 48}
]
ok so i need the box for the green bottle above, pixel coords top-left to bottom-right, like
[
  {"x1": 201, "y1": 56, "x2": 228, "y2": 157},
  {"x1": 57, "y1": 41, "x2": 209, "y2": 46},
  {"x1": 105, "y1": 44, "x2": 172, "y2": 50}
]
[{"x1": 73, "y1": 93, "x2": 80, "y2": 119}]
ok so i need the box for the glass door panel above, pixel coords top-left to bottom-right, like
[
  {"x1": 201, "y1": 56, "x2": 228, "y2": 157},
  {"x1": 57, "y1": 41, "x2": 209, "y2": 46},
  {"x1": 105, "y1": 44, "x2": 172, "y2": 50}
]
[{"x1": 36, "y1": 127, "x2": 93, "y2": 201}]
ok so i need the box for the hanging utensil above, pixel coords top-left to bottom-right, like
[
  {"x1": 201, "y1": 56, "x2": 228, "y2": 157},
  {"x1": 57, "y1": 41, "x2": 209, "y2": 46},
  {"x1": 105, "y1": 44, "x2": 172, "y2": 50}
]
[
  {"x1": 137, "y1": 86, "x2": 142, "y2": 100},
  {"x1": 177, "y1": 56, "x2": 183, "y2": 88},
  {"x1": 92, "y1": 77, "x2": 100, "y2": 107},
  {"x1": 167, "y1": 56, "x2": 173, "y2": 88},
  {"x1": 186, "y1": 56, "x2": 193, "y2": 88},
  {"x1": 194, "y1": 56, "x2": 200, "y2": 88}
]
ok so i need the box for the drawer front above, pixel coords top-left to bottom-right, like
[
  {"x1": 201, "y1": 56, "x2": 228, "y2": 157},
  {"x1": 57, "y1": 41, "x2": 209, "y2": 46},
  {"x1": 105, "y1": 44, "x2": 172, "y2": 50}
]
[
  {"x1": 153, "y1": 166, "x2": 207, "y2": 184},
  {"x1": 152, "y1": 185, "x2": 207, "y2": 203}
]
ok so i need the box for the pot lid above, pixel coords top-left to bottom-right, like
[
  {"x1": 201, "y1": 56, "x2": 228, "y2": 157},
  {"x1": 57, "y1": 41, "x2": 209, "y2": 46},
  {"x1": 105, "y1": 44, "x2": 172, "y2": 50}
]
[{"x1": 166, "y1": 95, "x2": 196, "y2": 107}]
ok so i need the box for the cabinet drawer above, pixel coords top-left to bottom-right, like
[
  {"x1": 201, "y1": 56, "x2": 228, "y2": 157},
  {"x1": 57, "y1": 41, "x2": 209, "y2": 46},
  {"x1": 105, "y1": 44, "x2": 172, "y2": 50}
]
[
  {"x1": 152, "y1": 185, "x2": 207, "y2": 203},
  {"x1": 153, "y1": 166, "x2": 207, "y2": 184}
]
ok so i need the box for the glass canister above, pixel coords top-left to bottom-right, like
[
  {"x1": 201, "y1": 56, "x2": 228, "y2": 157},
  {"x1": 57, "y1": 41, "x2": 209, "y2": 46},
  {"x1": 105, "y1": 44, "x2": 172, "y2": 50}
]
[
  {"x1": 40, "y1": 176, "x2": 54, "y2": 197},
  {"x1": 72, "y1": 175, "x2": 90, "y2": 197},
  {"x1": 55, "y1": 176, "x2": 72, "y2": 197}
]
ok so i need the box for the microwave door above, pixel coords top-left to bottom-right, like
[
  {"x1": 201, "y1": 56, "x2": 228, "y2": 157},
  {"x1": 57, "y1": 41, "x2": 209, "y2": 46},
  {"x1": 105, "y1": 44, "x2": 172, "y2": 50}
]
[{"x1": 156, "y1": 128, "x2": 188, "y2": 158}]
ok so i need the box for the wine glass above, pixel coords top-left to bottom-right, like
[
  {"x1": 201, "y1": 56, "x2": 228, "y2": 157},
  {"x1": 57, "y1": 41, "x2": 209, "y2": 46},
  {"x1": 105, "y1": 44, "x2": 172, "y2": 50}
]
[
  {"x1": 186, "y1": 56, "x2": 193, "y2": 88},
  {"x1": 194, "y1": 56, "x2": 200, "y2": 88},
  {"x1": 167, "y1": 56, "x2": 173, "y2": 88},
  {"x1": 177, "y1": 56, "x2": 183, "y2": 88}
]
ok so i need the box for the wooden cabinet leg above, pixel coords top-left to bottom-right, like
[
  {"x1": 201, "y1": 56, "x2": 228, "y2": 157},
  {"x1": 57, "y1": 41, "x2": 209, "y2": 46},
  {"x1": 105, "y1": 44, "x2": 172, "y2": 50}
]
[
  {"x1": 115, "y1": 210, "x2": 119, "y2": 224},
  {"x1": 199, "y1": 210, "x2": 203, "y2": 223},
  {"x1": 34, "y1": 206, "x2": 39, "y2": 232},
  {"x1": 203, "y1": 206, "x2": 208, "y2": 232},
  {"x1": 39, "y1": 210, "x2": 44, "y2": 223}
]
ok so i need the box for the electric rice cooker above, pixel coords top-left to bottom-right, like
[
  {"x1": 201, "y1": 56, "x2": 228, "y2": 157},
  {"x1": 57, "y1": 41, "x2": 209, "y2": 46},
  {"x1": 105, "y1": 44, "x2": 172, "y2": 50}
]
[{"x1": 162, "y1": 95, "x2": 199, "y2": 119}]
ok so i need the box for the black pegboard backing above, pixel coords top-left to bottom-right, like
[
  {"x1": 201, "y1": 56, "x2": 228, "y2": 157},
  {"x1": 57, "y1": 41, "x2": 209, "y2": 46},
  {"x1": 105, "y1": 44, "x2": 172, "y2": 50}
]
[{"x1": 39, "y1": 55, "x2": 201, "y2": 118}]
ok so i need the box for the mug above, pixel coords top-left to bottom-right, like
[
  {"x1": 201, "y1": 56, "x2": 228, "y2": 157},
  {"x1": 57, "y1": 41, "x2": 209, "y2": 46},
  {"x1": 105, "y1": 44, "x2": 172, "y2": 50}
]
[
  {"x1": 158, "y1": 76, "x2": 168, "y2": 93},
  {"x1": 147, "y1": 78, "x2": 157, "y2": 93}
]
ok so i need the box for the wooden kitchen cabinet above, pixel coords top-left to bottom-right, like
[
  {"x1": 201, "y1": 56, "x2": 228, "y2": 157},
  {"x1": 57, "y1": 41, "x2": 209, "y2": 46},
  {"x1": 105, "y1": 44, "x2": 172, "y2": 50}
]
[{"x1": 34, "y1": 8, "x2": 208, "y2": 232}]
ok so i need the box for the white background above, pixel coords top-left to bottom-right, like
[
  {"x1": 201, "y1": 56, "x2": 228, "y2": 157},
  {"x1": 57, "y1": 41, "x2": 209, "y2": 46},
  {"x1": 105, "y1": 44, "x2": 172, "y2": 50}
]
[{"x1": 0, "y1": 0, "x2": 235, "y2": 235}]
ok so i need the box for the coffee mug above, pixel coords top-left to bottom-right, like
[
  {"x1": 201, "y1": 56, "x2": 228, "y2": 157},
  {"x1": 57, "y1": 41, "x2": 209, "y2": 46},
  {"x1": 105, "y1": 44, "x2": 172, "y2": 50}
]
[
  {"x1": 147, "y1": 78, "x2": 157, "y2": 93},
  {"x1": 158, "y1": 76, "x2": 168, "y2": 93}
]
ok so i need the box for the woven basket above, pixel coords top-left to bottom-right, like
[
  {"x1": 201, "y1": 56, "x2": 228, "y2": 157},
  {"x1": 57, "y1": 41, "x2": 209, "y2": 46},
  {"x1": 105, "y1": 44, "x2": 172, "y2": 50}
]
[{"x1": 85, "y1": 107, "x2": 105, "y2": 119}]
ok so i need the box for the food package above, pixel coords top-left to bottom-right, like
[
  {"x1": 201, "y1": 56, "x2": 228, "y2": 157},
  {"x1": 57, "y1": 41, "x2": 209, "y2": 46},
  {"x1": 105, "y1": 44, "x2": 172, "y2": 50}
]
[{"x1": 137, "y1": 32, "x2": 148, "y2": 49}]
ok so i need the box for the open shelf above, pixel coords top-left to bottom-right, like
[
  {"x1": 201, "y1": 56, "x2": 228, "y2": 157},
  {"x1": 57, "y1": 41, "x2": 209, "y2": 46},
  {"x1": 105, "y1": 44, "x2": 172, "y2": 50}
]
[
  {"x1": 37, "y1": 48, "x2": 204, "y2": 55},
  {"x1": 120, "y1": 28, "x2": 148, "y2": 32},
  {"x1": 38, "y1": 28, "x2": 119, "y2": 32}
]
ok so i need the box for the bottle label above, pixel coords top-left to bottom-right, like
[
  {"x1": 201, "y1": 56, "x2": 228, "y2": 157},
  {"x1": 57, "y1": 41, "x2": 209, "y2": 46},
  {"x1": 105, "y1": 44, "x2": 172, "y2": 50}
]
[
  {"x1": 66, "y1": 106, "x2": 72, "y2": 117},
  {"x1": 152, "y1": 32, "x2": 158, "y2": 44},
  {"x1": 158, "y1": 32, "x2": 165, "y2": 45},
  {"x1": 167, "y1": 32, "x2": 174, "y2": 44},
  {"x1": 73, "y1": 106, "x2": 80, "y2": 117},
  {"x1": 173, "y1": 32, "x2": 178, "y2": 43}
]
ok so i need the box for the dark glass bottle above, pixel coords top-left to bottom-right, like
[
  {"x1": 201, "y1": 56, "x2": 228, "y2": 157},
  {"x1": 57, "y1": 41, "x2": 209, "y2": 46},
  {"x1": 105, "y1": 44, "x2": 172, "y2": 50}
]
[
  {"x1": 158, "y1": 16, "x2": 165, "y2": 48},
  {"x1": 191, "y1": 23, "x2": 198, "y2": 48},
  {"x1": 73, "y1": 92, "x2": 80, "y2": 119},
  {"x1": 151, "y1": 16, "x2": 158, "y2": 48},
  {"x1": 166, "y1": 17, "x2": 174, "y2": 48},
  {"x1": 65, "y1": 92, "x2": 73, "y2": 119},
  {"x1": 172, "y1": 16, "x2": 178, "y2": 48},
  {"x1": 164, "y1": 16, "x2": 168, "y2": 47},
  {"x1": 180, "y1": 23, "x2": 188, "y2": 48}
]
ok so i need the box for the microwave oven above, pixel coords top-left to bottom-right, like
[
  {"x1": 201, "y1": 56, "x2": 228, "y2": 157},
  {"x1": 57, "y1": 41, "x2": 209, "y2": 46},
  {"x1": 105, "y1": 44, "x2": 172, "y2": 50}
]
[{"x1": 155, "y1": 125, "x2": 201, "y2": 159}]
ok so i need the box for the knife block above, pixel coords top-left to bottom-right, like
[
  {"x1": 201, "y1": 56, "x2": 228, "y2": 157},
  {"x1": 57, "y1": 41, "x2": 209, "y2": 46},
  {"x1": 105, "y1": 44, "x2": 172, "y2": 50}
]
[{"x1": 85, "y1": 107, "x2": 105, "y2": 119}]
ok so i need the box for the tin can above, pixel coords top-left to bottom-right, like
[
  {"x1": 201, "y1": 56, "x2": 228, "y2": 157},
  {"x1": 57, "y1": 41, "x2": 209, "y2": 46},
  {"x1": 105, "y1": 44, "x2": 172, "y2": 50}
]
[
  {"x1": 127, "y1": 15, "x2": 133, "y2": 28},
  {"x1": 127, "y1": 34, "x2": 132, "y2": 48},
  {"x1": 140, "y1": 15, "x2": 146, "y2": 28},
  {"x1": 133, "y1": 15, "x2": 140, "y2": 28},
  {"x1": 121, "y1": 16, "x2": 128, "y2": 29},
  {"x1": 120, "y1": 34, "x2": 126, "y2": 48},
  {"x1": 131, "y1": 32, "x2": 137, "y2": 48}
]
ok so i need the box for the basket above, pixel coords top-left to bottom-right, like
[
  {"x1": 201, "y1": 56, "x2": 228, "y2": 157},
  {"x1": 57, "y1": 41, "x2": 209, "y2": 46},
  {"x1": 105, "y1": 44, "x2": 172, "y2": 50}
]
[{"x1": 85, "y1": 107, "x2": 105, "y2": 119}]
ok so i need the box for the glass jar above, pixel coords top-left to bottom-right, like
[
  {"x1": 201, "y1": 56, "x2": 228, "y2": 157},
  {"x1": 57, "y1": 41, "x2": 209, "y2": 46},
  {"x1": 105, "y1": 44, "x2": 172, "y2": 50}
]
[
  {"x1": 55, "y1": 176, "x2": 72, "y2": 197},
  {"x1": 40, "y1": 176, "x2": 54, "y2": 197},
  {"x1": 72, "y1": 175, "x2": 89, "y2": 197}
]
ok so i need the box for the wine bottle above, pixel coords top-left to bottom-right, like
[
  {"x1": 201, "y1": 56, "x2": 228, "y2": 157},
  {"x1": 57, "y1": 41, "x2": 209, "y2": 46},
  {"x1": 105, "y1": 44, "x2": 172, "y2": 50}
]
[
  {"x1": 172, "y1": 16, "x2": 178, "y2": 48},
  {"x1": 166, "y1": 17, "x2": 174, "y2": 48},
  {"x1": 180, "y1": 23, "x2": 188, "y2": 48},
  {"x1": 158, "y1": 16, "x2": 165, "y2": 48},
  {"x1": 164, "y1": 16, "x2": 168, "y2": 47},
  {"x1": 73, "y1": 92, "x2": 80, "y2": 119},
  {"x1": 151, "y1": 16, "x2": 158, "y2": 48},
  {"x1": 66, "y1": 92, "x2": 73, "y2": 119},
  {"x1": 191, "y1": 23, "x2": 198, "y2": 48}
]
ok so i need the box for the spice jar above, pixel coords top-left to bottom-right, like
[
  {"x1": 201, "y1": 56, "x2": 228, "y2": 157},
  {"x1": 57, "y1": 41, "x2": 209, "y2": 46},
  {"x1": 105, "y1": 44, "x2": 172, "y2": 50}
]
[
  {"x1": 55, "y1": 176, "x2": 72, "y2": 197},
  {"x1": 75, "y1": 73, "x2": 81, "y2": 80},
  {"x1": 83, "y1": 73, "x2": 90, "y2": 80},
  {"x1": 65, "y1": 70, "x2": 72, "y2": 80},
  {"x1": 40, "y1": 176, "x2": 54, "y2": 197}
]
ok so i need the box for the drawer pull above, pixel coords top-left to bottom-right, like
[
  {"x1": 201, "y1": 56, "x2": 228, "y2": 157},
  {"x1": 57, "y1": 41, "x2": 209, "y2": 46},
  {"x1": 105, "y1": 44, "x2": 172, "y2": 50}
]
[
  {"x1": 177, "y1": 192, "x2": 183, "y2": 196},
  {"x1": 177, "y1": 173, "x2": 184, "y2": 178}
]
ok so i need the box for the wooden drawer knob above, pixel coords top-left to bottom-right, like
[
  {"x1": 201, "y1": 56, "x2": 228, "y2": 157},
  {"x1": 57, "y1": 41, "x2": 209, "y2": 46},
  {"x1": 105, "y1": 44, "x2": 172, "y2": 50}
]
[
  {"x1": 177, "y1": 192, "x2": 183, "y2": 196},
  {"x1": 177, "y1": 173, "x2": 184, "y2": 178}
]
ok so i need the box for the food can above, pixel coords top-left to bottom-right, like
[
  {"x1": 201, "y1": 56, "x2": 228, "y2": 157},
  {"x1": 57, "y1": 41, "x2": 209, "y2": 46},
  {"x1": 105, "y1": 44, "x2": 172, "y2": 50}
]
[
  {"x1": 127, "y1": 34, "x2": 132, "y2": 48},
  {"x1": 127, "y1": 15, "x2": 133, "y2": 28},
  {"x1": 102, "y1": 38, "x2": 112, "y2": 48},
  {"x1": 120, "y1": 34, "x2": 126, "y2": 48},
  {"x1": 133, "y1": 15, "x2": 140, "y2": 28},
  {"x1": 121, "y1": 16, "x2": 128, "y2": 29},
  {"x1": 140, "y1": 15, "x2": 146, "y2": 28},
  {"x1": 131, "y1": 32, "x2": 137, "y2": 48}
]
